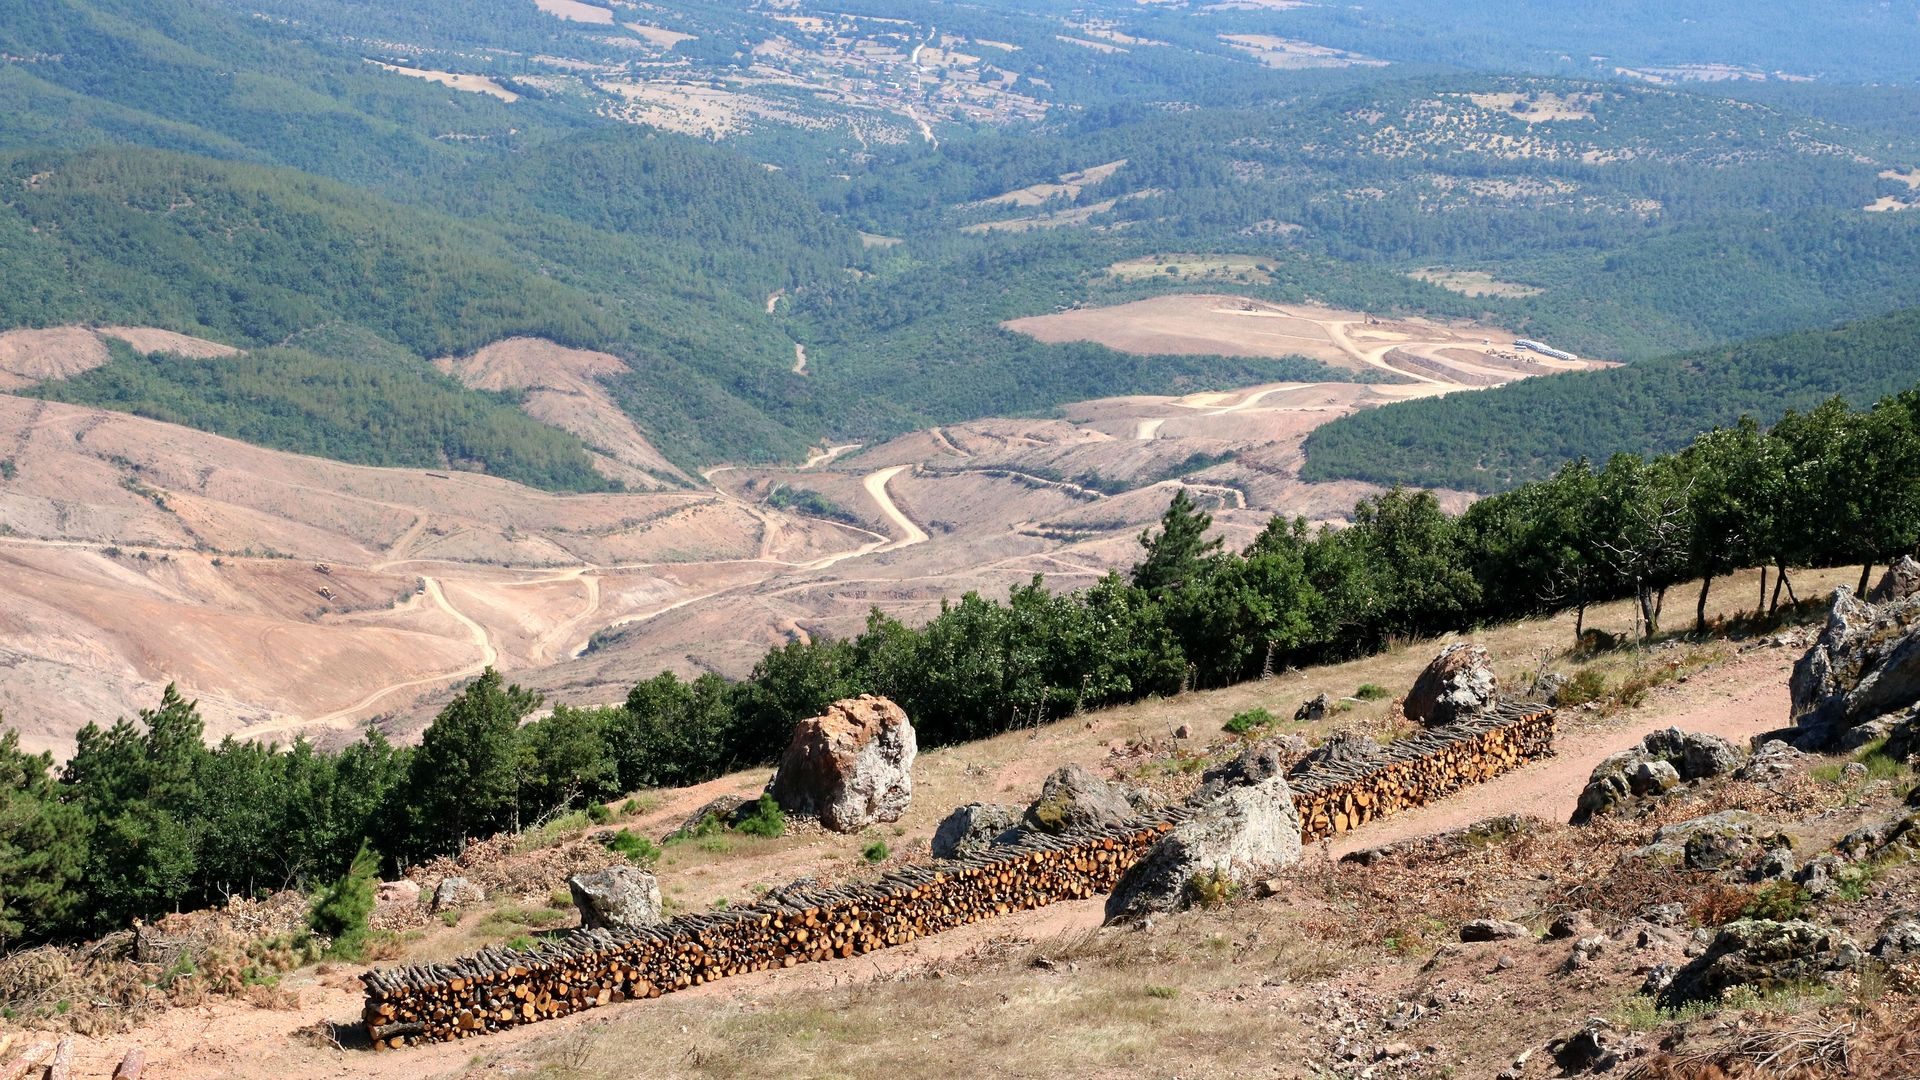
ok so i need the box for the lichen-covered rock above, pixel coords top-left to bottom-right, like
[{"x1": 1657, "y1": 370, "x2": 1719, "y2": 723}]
[
  {"x1": 1630, "y1": 811, "x2": 1778, "y2": 872},
  {"x1": 767, "y1": 695, "x2": 917, "y2": 832},
  {"x1": 1105, "y1": 774, "x2": 1302, "y2": 922},
  {"x1": 1869, "y1": 555, "x2": 1920, "y2": 604},
  {"x1": 1790, "y1": 587, "x2": 1920, "y2": 748},
  {"x1": 1026, "y1": 763, "x2": 1138, "y2": 834},
  {"x1": 1404, "y1": 643, "x2": 1499, "y2": 727},
  {"x1": 1288, "y1": 730, "x2": 1384, "y2": 778},
  {"x1": 1874, "y1": 920, "x2": 1920, "y2": 957},
  {"x1": 430, "y1": 876, "x2": 484, "y2": 913},
  {"x1": 1199, "y1": 736, "x2": 1308, "y2": 795},
  {"x1": 1572, "y1": 729, "x2": 1750, "y2": 823},
  {"x1": 931, "y1": 803, "x2": 1022, "y2": 859},
  {"x1": 1658, "y1": 919, "x2": 1861, "y2": 1007},
  {"x1": 1642, "y1": 728, "x2": 1746, "y2": 781},
  {"x1": 568, "y1": 866, "x2": 663, "y2": 930},
  {"x1": 1737, "y1": 740, "x2": 1807, "y2": 783},
  {"x1": 1294, "y1": 692, "x2": 1330, "y2": 723}
]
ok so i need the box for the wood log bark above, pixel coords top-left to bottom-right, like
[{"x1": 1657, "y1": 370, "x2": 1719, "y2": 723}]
[{"x1": 113, "y1": 1047, "x2": 147, "y2": 1080}]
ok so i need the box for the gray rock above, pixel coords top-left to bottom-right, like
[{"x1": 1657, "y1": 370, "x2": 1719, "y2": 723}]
[
  {"x1": 1404, "y1": 643, "x2": 1500, "y2": 727},
  {"x1": 1642, "y1": 903, "x2": 1688, "y2": 928},
  {"x1": 1790, "y1": 587, "x2": 1920, "y2": 748},
  {"x1": 430, "y1": 876, "x2": 484, "y2": 913},
  {"x1": 1869, "y1": 555, "x2": 1920, "y2": 604},
  {"x1": 1633, "y1": 811, "x2": 1772, "y2": 872},
  {"x1": 768, "y1": 695, "x2": 917, "y2": 832},
  {"x1": 1658, "y1": 919, "x2": 1860, "y2": 1008},
  {"x1": 1289, "y1": 730, "x2": 1384, "y2": 778},
  {"x1": 1460, "y1": 918, "x2": 1531, "y2": 942},
  {"x1": 1640, "y1": 963, "x2": 1677, "y2": 996},
  {"x1": 1530, "y1": 671, "x2": 1569, "y2": 705},
  {"x1": 1838, "y1": 714, "x2": 1901, "y2": 753},
  {"x1": 568, "y1": 866, "x2": 663, "y2": 930},
  {"x1": 1642, "y1": 728, "x2": 1747, "y2": 780},
  {"x1": 1552, "y1": 1018, "x2": 1631, "y2": 1075},
  {"x1": 931, "y1": 803, "x2": 1022, "y2": 859},
  {"x1": 1294, "y1": 692, "x2": 1331, "y2": 723},
  {"x1": 1105, "y1": 774, "x2": 1302, "y2": 922},
  {"x1": 1026, "y1": 763, "x2": 1137, "y2": 834},
  {"x1": 1874, "y1": 921, "x2": 1920, "y2": 957},
  {"x1": 1630, "y1": 759, "x2": 1681, "y2": 796},
  {"x1": 1737, "y1": 741, "x2": 1807, "y2": 783},
  {"x1": 1200, "y1": 736, "x2": 1306, "y2": 793},
  {"x1": 1572, "y1": 730, "x2": 1750, "y2": 824}
]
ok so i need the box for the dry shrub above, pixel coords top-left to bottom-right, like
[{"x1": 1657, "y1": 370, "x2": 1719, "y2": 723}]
[
  {"x1": 1686, "y1": 883, "x2": 1759, "y2": 927},
  {"x1": 0, "y1": 946, "x2": 71, "y2": 1007}
]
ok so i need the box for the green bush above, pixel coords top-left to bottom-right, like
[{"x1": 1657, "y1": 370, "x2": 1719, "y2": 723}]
[
  {"x1": 863, "y1": 840, "x2": 890, "y2": 863},
  {"x1": 1354, "y1": 683, "x2": 1390, "y2": 700},
  {"x1": 602, "y1": 828, "x2": 662, "y2": 864},
  {"x1": 306, "y1": 841, "x2": 379, "y2": 959},
  {"x1": 1556, "y1": 668, "x2": 1609, "y2": 707},
  {"x1": 1184, "y1": 868, "x2": 1237, "y2": 910},
  {"x1": 587, "y1": 802, "x2": 612, "y2": 825},
  {"x1": 1223, "y1": 707, "x2": 1277, "y2": 735},
  {"x1": 734, "y1": 794, "x2": 787, "y2": 839}
]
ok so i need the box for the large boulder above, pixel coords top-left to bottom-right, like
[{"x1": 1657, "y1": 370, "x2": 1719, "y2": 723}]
[
  {"x1": 1105, "y1": 774, "x2": 1302, "y2": 922},
  {"x1": 1658, "y1": 919, "x2": 1860, "y2": 1008},
  {"x1": 767, "y1": 695, "x2": 917, "y2": 832},
  {"x1": 1629, "y1": 810, "x2": 1780, "y2": 872},
  {"x1": 1572, "y1": 728, "x2": 1750, "y2": 823},
  {"x1": 1869, "y1": 555, "x2": 1920, "y2": 604},
  {"x1": 429, "y1": 876, "x2": 484, "y2": 913},
  {"x1": 931, "y1": 803, "x2": 1023, "y2": 859},
  {"x1": 1403, "y1": 643, "x2": 1499, "y2": 727},
  {"x1": 1789, "y1": 587, "x2": 1920, "y2": 748},
  {"x1": 568, "y1": 866, "x2": 663, "y2": 930},
  {"x1": 1199, "y1": 736, "x2": 1308, "y2": 791},
  {"x1": 1025, "y1": 763, "x2": 1138, "y2": 834}
]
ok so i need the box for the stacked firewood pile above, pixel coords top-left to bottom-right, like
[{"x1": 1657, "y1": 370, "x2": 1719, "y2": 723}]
[
  {"x1": 364, "y1": 704, "x2": 1554, "y2": 1048},
  {"x1": 361, "y1": 816, "x2": 1184, "y2": 1048},
  {"x1": 1291, "y1": 702, "x2": 1555, "y2": 843}
]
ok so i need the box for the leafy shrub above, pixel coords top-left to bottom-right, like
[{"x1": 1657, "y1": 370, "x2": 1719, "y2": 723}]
[
  {"x1": 306, "y1": 841, "x2": 378, "y2": 959},
  {"x1": 587, "y1": 802, "x2": 612, "y2": 825},
  {"x1": 734, "y1": 794, "x2": 787, "y2": 839},
  {"x1": 863, "y1": 840, "x2": 890, "y2": 863},
  {"x1": 1556, "y1": 668, "x2": 1609, "y2": 707},
  {"x1": 1223, "y1": 707, "x2": 1277, "y2": 735},
  {"x1": 601, "y1": 828, "x2": 661, "y2": 864},
  {"x1": 1354, "y1": 683, "x2": 1390, "y2": 701},
  {"x1": 1144, "y1": 984, "x2": 1180, "y2": 999},
  {"x1": 1185, "y1": 868, "x2": 1237, "y2": 910},
  {"x1": 1742, "y1": 881, "x2": 1811, "y2": 921}
]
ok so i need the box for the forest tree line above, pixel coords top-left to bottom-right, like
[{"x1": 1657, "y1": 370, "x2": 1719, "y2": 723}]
[{"x1": 4, "y1": 389, "x2": 1918, "y2": 946}]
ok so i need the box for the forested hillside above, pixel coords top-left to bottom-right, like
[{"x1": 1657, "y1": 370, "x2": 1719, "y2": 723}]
[{"x1": 1301, "y1": 309, "x2": 1920, "y2": 492}]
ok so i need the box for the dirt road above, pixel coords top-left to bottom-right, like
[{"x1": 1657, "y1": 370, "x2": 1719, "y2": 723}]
[{"x1": 1332, "y1": 644, "x2": 1794, "y2": 856}]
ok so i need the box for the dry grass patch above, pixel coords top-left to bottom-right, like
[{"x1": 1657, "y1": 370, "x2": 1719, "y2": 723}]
[
  {"x1": 1108, "y1": 253, "x2": 1274, "y2": 284},
  {"x1": 1408, "y1": 267, "x2": 1544, "y2": 298}
]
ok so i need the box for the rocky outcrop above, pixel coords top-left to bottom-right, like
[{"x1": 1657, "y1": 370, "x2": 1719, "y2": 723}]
[
  {"x1": 568, "y1": 867, "x2": 663, "y2": 931},
  {"x1": 931, "y1": 803, "x2": 1022, "y2": 859},
  {"x1": 1869, "y1": 555, "x2": 1920, "y2": 604},
  {"x1": 1658, "y1": 919, "x2": 1861, "y2": 1007},
  {"x1": 1572, "y1": 728, "x2": 1749, "y2": 823},
  {"x1": 1294, "y1": 692, "x2": 1330, "y2": 723},
  {"x1": 1629, "y1": 810, "x2": 1784, "y2": 872},
  {"x1": 1026, "y1": 763, "x2": 1138, "y2": 834},
  {"x1": 1790, "y1": 587, "x2": 1920, "y2": 748},
  {"x1": 767, "y1": 695, "x2": 917, "y2": 832},
  {"x1": 1193, "y1": 736, "x2": 1309, "y2": 802},
  {"x1": 1403, "y1": 643, "x2": 1499, "y2": 727},
  {"x1": 1105, "y1": 774, "x2": 1302, "y2": 922}
]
